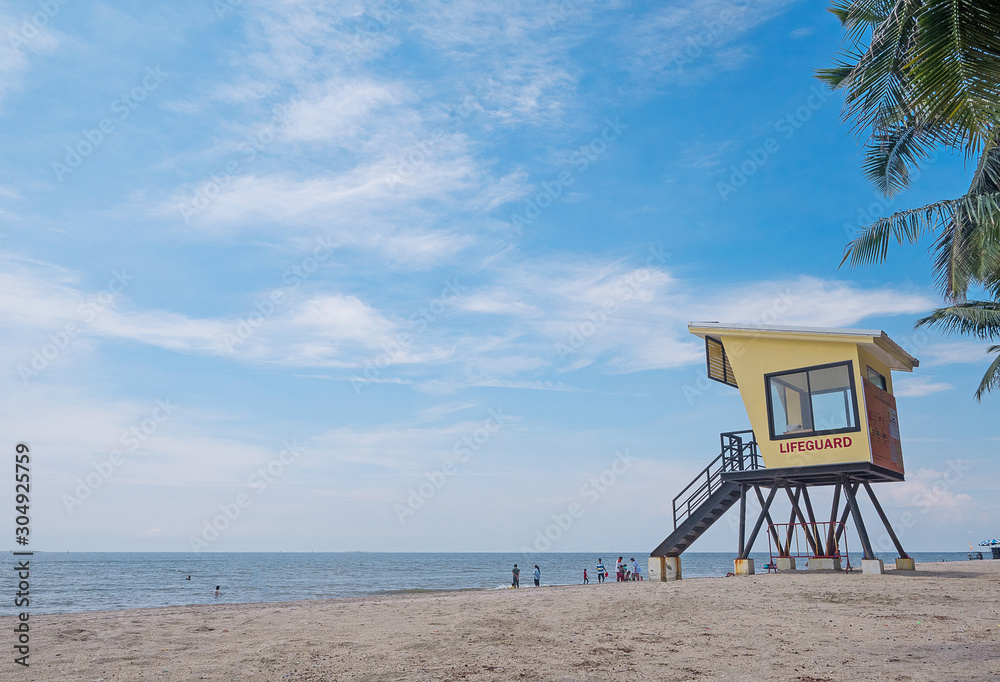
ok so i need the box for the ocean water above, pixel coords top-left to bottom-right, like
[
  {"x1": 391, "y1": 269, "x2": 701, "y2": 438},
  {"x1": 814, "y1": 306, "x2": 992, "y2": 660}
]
[{"x1": 2, "y1": 551, "x2": 975, "y2": 615}]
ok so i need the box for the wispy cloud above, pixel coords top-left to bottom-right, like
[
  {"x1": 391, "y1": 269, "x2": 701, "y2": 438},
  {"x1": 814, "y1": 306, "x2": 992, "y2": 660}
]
[
  {"x1": 885, "y1": 467, "x2": 972, "y2": 510},
  {"x1": 2, "y1": 247, "x2": 935, "y2": 390},
  {"x1": 922, "y1": 341, "x2": 995, "y2": 366},
  {"x1": 0, "y1": 8, "x2": 61, "y2": 108},
  {"x1": 620, "y1": 0, "x2": 801, "y2": 91},
  {"x1": 282, "y1": 78, "x2": 408, "y2": 145},
  {"x1": 893, "y1": 376, "x2": 954, "y2": 398}
]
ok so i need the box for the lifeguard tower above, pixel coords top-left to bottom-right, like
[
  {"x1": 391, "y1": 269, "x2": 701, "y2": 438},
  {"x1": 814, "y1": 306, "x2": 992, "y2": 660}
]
[{"x1": 649, "y1": 322, "x2": 918, "y2": 579}]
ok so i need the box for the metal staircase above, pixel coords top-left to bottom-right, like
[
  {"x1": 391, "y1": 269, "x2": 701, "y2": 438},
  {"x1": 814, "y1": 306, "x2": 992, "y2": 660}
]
[{"x1": 650, "y1": 431, "x2": 761, "y2": 557}]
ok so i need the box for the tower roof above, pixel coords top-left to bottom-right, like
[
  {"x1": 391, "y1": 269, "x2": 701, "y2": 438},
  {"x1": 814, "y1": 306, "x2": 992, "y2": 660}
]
[{"x1": 687, "y1": 322, "x2": 918, "y2": 371}]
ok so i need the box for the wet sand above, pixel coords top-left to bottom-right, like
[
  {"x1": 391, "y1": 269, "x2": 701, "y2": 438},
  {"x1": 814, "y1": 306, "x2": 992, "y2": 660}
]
[{"x1": 22, "y1": 560, "x2": 1000, "y2": 681}]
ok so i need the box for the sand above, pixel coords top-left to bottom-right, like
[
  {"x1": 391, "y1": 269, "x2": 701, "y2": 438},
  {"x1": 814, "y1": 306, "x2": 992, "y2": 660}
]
[{"x1": 19, "y1": 560, "x2": 1000, "y2": 681}]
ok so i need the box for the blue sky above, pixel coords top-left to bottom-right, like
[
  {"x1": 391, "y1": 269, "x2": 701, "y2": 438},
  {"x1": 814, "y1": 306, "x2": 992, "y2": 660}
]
[{"x1": 1, "y1": 0, "x2": 996, "y2": 555}]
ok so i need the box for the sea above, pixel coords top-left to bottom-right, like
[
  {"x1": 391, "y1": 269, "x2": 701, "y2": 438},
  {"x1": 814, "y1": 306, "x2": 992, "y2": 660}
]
[{"x1": 2, "y1": 551, "x2": 975, "y2": 615}]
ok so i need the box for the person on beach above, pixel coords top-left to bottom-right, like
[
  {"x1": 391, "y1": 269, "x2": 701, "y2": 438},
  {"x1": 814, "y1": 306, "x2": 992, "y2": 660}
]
[
  {"x1": 631, "y1": 558, "x2": 640, "y2": 581},
  {"x1": 616, "y1": 557, "x2": 624, "y2": 582},
  {"x1": 533, "y1": 565, "x2": 540, "y2": 587},
  {"x1": 583, "y1": 569, "x2": 589, "y2": 584},
  {"x1": 512, "y1": 564, "x2": 520, "y2": 588},
  {"x1": 596, "y1": 559, "x2": 606, "y2": 583}
]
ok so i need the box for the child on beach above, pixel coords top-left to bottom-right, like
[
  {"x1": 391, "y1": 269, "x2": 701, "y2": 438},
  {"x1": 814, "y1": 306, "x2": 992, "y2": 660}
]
[
  {"x1": 512, "y1": 564, "x2": 520, "y2": 588},
  {"x1": 583, "y1": 569, "x2": 589, "y2": 584}
]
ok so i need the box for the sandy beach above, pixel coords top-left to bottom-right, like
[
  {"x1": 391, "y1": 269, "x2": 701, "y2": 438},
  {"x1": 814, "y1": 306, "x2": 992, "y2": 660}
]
[{"x1": 21, "y1": 560, "x2": 1000, "y2": 681}]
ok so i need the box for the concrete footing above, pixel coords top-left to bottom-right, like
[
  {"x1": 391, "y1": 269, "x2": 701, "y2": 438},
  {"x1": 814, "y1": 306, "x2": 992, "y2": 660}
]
[
  {"x1": 895, "y1": 557, "x2": 915, "y2": 571},
  {"x1": 734, "y1": 558, "x2": 755, "y2": 575},
  {"x1": 776, "y1": 557, "x2": 796, "y2": 570},
  {"x1": 807, "y1": 557, "x2": 842, "y2": 571},
  {"x1": 862, "y1": 558, "x2": 885, "y2": 575},
  {"x1": 648, "y1": 556, "x2": 682, "y2": 581}
]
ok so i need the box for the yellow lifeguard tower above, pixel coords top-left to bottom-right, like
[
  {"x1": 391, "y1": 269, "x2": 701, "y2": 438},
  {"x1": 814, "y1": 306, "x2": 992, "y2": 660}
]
[{"x1": 649, "y1": 322, "x2": 918, "y2": 580}]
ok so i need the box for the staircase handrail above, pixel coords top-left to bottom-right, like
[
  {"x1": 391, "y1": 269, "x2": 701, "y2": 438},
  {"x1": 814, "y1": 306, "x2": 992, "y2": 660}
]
[
  {"x1": 671, "y1": 452, "x2": 724, "y2": 528},
  {"x1": 720, "y1": 429, "x2": 761, "y2": 472},
  {"x1": 672, "y1": 430, "x2": 762, "y2": 529}
]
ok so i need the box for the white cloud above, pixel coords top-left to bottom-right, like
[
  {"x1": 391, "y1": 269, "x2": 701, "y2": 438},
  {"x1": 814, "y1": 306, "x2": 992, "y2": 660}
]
[
  {"x1": 143, "y1": 0, "x2": 807, "y2": 275},
  {"x1": 283, "y1": 78, "x2": 406, "y2": 144},
  {"x1": 0, "y1": 253, "x2": 399, "y2": 371},
  {"x1": 0, "y1": 9, "x2": 60, "y2": 108},
  {"x1": 885, "y1": 467, "x2": 972, "y2": 509},
  {"x1": 159, "y1": 160, "x2": 482, "y2": 264},
  {"x1": 704, "y1": 277, "x2": 933, "y2": 329},
  {"x1": 289, "y1": 295, "x2": 394, "y2": 342},
  {"x1": 407, "y1": 1, "x2": 590, "y2": 125},
  {"x1": 0, "y1": 385, "x2": 271, "y2": 494},
  {"x1": 621, "y1": 0, "x2": 801, "y2": 90},
  {"x1": 0, "y1": 248, "x2": 941, "y2": 390},
  {"x1": 922, "y1": 341, "x2": 995, "y2": 366},
  {"x1": 307, "y1": 408, "x2": 523, "y2": 470},
  {"x1": 678, "y1": 139, "x2": 737, "y2": 169},
  {"x1": 893, "y1": 376, "x2": 953, "y2": 398},
  {"x1": 444, "y1": 264, "x2": 936, "y2": 379}
]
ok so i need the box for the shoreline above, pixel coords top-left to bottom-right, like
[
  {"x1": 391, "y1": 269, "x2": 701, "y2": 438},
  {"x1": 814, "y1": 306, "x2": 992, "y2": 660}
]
[
  {"x1": 18, "y1": 556, "x2": 991, "y2": 618},
  {"x1": 24, "y1": 560, "x2": 1000, "y2": 680}
]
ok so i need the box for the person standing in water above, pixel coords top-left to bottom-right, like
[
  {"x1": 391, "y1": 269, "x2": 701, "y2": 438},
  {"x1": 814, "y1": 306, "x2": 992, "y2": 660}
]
[
  {"x1": 533, "y1": 565, "x2": 541, "y2": 587},
  {"x1": 512, "y1": 564, "x2": 520, "y2": 588}
]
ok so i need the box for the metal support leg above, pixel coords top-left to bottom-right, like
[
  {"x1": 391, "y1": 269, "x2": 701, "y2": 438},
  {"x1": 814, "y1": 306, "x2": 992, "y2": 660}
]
[
  {"x1": 862, "y1": 481, "x2": 909, "y2": 559},
  {"x1": 826, "y1": 482, "x2": 842, "y2": 555},
  {"x1": 753, "y1": 485, "x2": 782, "y2": 551},
  {"x1": 843, "y1": 478, "x2": 875, "y2": 560},
  {"x1": 801, "y1": 487, "x2": 825, "y2": 557},
  {"x1": 783, "y1": 486, "x2": 801, "y2": 556},
  {"x1": 835, "y1": 481, "x2": 859, "y2": 545},
  {"x1": 741, "y1": 485, "x2": 779, "y2": 560},
  {"x1": 738, "y1": 485, "x2": 747, "y2": 558},
  {"x1": 784, "y1": 485, "x2": 820, "y2": 556}
]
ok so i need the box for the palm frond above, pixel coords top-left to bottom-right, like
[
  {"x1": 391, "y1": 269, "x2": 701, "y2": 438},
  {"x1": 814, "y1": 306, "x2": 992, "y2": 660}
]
[
  {"x1": 862, "y1": 123, "x2": 937, "y2": 196},
  {"x1": 974, "y1": 347, "x2": 1000, "y2": 400},
  {"x1": 842, "y1": 197, "x2": 956, "y2": 266},
  {"x1": 916, "y1": 300, "x2": 1000, "y2": 338},
  {"x1": 816, "y1": 64, "x2": 857, "y2": 90},
  {"x1": 907, "y1": 0, "x2": 1000, "y2": 159},
  {"x1": 824, "y1": 0, "x2": 1000, "y2": 187},
  {"x1": 967, "y1": 134, "x2": 1000, "y2": 196}
]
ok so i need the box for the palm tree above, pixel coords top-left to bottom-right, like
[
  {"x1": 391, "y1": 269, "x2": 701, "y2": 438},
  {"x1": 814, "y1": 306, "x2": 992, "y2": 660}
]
[
  {"x1": 820, "y1": 0, "x2": 1000, "y2": 398},
  {"x1": 917, "y1": 301, "x2": 1000, "y2": 399}
]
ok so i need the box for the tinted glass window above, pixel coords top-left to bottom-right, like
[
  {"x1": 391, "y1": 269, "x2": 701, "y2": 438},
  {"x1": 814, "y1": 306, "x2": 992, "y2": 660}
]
[
  {"x1": 768, "y1": 363, "x2": 857, "y2": 438},
  {"x1": 867, "y1": 366, "x2": 887, "y2": 391}
]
